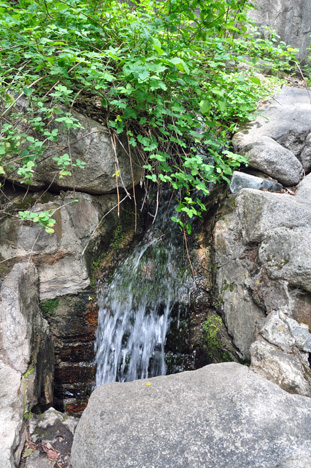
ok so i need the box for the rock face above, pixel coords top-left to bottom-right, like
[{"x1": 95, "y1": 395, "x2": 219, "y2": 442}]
[
  {"x1": 0, "y1": 184, "x2": 137, "y2": 461},
  {"x1": 249, "y1": 0, "x2": 311, "y2": 63},
  {"x1": 214, "y1": 87, "x2": 311, "y2": 396},
  {"x1": 214, "y1": 172, "x2": 311, "y2": 394},
  {"x1": 71, "y1": 362, "x2": 311, "y2": 468},
  {"x1": 3, "y1": 101, "x2": 143, "y2": 195},
  {"x1": 0, "y1": 263, "x2": 53, "y2": 468},
  {"x1": 0, "y1": 191, "x2": 122, "y2": 299},
  {"x1": 233, "y1": 87, "x2": 311, "y2": 183}
]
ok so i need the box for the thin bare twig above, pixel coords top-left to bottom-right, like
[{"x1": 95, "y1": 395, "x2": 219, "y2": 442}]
[
  {"x1": 1, "y1": 76, "x2": 48, "y2": 118},
  {"x1": 81, "y1": 194, "x2": 130, "y2": 256},
  {"x1": 183, "y1": 225, "x2": 196, "y2": 283},
  {"x1": 111, "y1": 132, "x2": 120, "y2": 217},
  {"x1": 126, "y1": 132, "x2": 137, "y2": 232}
]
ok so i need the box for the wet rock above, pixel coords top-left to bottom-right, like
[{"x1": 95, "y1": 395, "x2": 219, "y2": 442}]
[
  {"x1": 71, "y1": 363, "x2": 311, "y2": 468},
  {"x1": 230, "y1": 171, "x2": 283, "y2": 194},
  {"x1": 43, "y1": 292, "x2": 98, "y2": 413}
]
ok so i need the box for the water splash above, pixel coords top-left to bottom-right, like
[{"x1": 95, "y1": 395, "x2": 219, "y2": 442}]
[{"x1": 95, "y1": 221, "x2": 192, "y2": 386}]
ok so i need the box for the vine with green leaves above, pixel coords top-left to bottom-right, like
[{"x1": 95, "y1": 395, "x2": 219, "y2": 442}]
[{"x1": 0, "y1": 0, "x2": 297, "y2": 233}]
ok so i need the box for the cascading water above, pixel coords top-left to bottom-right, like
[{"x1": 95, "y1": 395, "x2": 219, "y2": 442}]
[{"x1": 95, "y1": 205, "x2": 192, "y2": 386}]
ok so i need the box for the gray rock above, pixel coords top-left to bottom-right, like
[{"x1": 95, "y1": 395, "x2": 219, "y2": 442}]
[
  {"x1": 214, "y1": 209, "x2": 266, "y2": 359},
  {"x1": 3, "y1": 102, "x2": 143, "y2": 195},
  {"x1": 299, "y1": 133, "x2": 311, "y2": 172},
  {"x1": 295, "y1": 172, "x2": 311, "y2": 200},
  {"x1": 1, "y1": 263, "x2": 42, "y2": 373},
  {"x1": 25, "y1": 408, "x2": 78, "y2": 468},
  {"x1": 29, "y1": 408, "x2": 78, "y2": 443},
  {"x1": 260, "y1": 311, "x2": 295, "y2": 353},
  {"x1": 230, "y1": 170, "x2": 283, "y2": 193},
  {"x1": 0, "y1": 263, "x2": 53, "y2": 468},
  {"x1": 286, "y1": 317, "x2": 311, "y2": 352},
  {"x1": 241, "y1": 136, "x2": 303, "y2": 186},
  {"x1": 249, "y1": 0, "x2": 311, "y2": 63},
  {"x1": 233, "y1": 88, "x2": 311, "y2": 183},
  {"x1": 250, "y1": 339, "x2": 311, "y2": 397},
  {"x1": 71, "y1": 363, "x2": 311, "y2": 468},
  {"x1": 25, "y1": 451, "x2": 55, "y2": 468},
  {"x1": 258, "y1": 226, "x2": 311, "y2": 292},
  {"x1": 0, "y1": 192, "x2": 121, "y2": 299},
  {"x1": 0, "y1": 362, "x2": 24, "y2": 468},
  {"x1": 214, "y1": 172, "x2": 311, "y2": 392}
]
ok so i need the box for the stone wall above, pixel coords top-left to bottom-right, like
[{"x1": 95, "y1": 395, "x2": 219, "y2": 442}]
[{"x1": 249, "y1": 0, "x2": 311, "y2": 63}]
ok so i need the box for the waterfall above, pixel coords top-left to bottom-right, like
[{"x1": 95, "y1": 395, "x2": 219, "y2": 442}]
[{"x1": 95, "y1": 207, "x2": 192, "y2": 386}]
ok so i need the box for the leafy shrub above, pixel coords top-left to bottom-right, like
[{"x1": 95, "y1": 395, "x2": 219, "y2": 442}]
[{"x1": 0, "y1": 0, "x2": 297, "y2": 230}]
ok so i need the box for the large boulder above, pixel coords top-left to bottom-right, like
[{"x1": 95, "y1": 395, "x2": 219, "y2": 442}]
[
  {"x1": 0, "y1": 262, "x2": 54, "y2": 468},
  {"x1": 2, "y1": 101, "x2": 143, "y2": 195},
  {"x1": 71, "y1": 363, "x2": 311, "y2": 468},
  {"x1": 233, "y1": 88, "x2": 311, "y2": 183},
  {"x1": 249, "y1": 0, "x2": 311, "y2": 63}
]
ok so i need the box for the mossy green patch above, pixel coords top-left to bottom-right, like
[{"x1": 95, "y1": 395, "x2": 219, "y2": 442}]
[
  {"x1": 40, "y1": 298, "x2": 60, "y2": 317},
  {"x1": 202, "y1": 314, "x2": 233, "y2": 362}
]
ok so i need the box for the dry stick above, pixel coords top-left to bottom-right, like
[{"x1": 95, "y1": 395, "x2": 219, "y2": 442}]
[
  {"x1": 67, "y1": 134, "x2": 76, "y2": 199},
  {"x1": 145, "y1": 230, "x2": 155, "y2": 279},
  {"x1": 81, "y1": 194, "x2": 130, "y2": 256},
  {"x1": 112, "y1": 135, "x2": 132, "y2": 200},
  {"x1": 183, "y1": 225, "x2": 196, "y2": 284},
  {"x1": 295, "y1": 60, "x2": 311, "y2": 104},
  {"x1": 127, "y1": 133, "x2": 137, "y2": 232},
  {"x1": 111, "y1": 132, "x2": 120, "y2": 217},
  {"x1": 152, "y1": 186, "x2": 160, "y2": 225},
  {"x1": 27, "y1": 226, "x2": 45, "y2": 264},
  {"x1": 1, "y1": 75, "x2": 48, "y2": 118}
]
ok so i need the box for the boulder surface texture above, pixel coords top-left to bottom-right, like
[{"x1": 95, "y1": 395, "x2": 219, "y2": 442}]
[
  {"x1": 0, "y1": 263, "x2": 53, "y2": 468},
  {"x1": 233, "y1": 87, "x2": 311, "y2": 184},
  {"x1": 71, "y1": 363, "x2": 311, "y2": 468},
  {"x1": 249, "y1": 0, "x2": 311, "y2": 63}
]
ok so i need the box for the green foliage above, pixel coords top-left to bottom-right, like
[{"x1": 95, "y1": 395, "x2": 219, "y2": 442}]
[
  {"x1": 23, "y1": 365, "x2": 35, "y2": 418},
  {"x1": 202, "y1": 315, "x2": 223, "y2": 357},
  {"x1": 40, "y1": 298, "x2": 60, "y2": 316},
  {"x1": 19, "y1": 209, "x2": 57, "y2": 233},
  {"x1": 202, "y1": 314, "x2": 232, "y2": 361},
  {"x1": 0, "y1": 0, "x2": 297, "y2": 228}
]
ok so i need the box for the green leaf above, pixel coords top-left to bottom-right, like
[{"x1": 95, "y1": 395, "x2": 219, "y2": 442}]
[
  {"x1": 249, "y1": 76, "x2": 261, "y2": 85},
  {"x1": 199, "y1": 99, "x2": 210, "y2": 114},
  {"x1": 169, "y1": 58, "x2": 190, "y2": 74},
  {"x1": 218, "y1": 99, "x2": 227, "y2": 112}
]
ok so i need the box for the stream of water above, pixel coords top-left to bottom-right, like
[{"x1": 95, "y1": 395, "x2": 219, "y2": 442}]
[{"x1": 95, "y1": 207, "x2": 192, "y2": 385}]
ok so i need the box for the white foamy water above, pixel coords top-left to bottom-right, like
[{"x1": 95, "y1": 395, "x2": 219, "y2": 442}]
[{"x1": 95, "y1": 220, "x2": 191, "y2": 385}]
